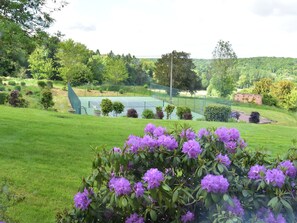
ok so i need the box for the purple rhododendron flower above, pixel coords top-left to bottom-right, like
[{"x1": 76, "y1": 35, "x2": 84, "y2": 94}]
[
  {"x1": 181, "y1": 211, "x2": 195, "y2": 223},
  {"x1": 143, "y1": 168, "x2": 164, "y2": 189},
  {"x1": 225, "y1": 197, "x2": 244, "y2": 217},
  {"x1": 215, "y1": 127, "x2": 230, "y2": 143},
  {"x1": 201, "y1": 174, "x2": 229, "y2": 193},
  {"x1": 126, "y1": 135, "x2": 142, "y2": 153},
  {"x1": 141, "y1": 135, "x2": 158, "y2": 150},
  {"x1": 263, "y1": 209, "x2": 286, "y2": 223},
  {"x1": 125, "y1": 213, "x2": 145, "y2": 223},
  {"x1": 216, "y1": 153, "x2": 231, "y2": 167},
  {"x1": 278, "y1": 160, "x2": 297, "y2": 178},
  {"x1": 157, "y1": 135, "x2": 178, "y2": 151},
  {"x1": 144, "y1": 123, "x2": 156, "y2": 135},
  {"x1": 134, "y1": 182, "x2": 144, "y2": 198},
  {"x1": 113, "y1": 147, "x2": 122, "y2": 153},
  {"x1": 182, "y1": 140, "x2": 202, "y2": 159},
  {"x1": 224, "y1": 141, "x2": 237, "y2": 153},
  {"x1": 228, "y1": 128, "x2": 240, "y2": 141},
  {"x1": 238, "y1": 138, "x2": 247, "y2": 149},
  {"x1": 180, "y1": 129, "x2": 196, "y2": 140},
  {"x1": 74, "y1": 188, "x2": 92, "y2": 210},
  {"x1": 109, "y1": 177, "x2": 132, "y2": 196},
  {"x1": 153, "y1": 126, "x2": 167, "y2": 137},
  {"x1": 265, "y1": 168, "x2": 286, "y2": 188},
  {"x1": 248, "y1": 165, "x2": 266, "y2": 180},
  {"x1": 197, "y1": 128, "x2": 210, "y2": 139}
]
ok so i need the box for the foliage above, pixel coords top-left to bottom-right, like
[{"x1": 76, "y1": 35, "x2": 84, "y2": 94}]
[
  {"x1": 283, "y1": 90, "x2": 297, "y2": 111},
  {"x1": 154, "y1": 51, "x2": 201, "y2": 94},
  {"x1": 8, "y1": 80, "x2": 16, "y2": 86},
  {"x1": 14, "y1": 85, "x2": 21, "y2": 91},
  {"x1": 249, "y1": 112, "x2": 260, "y2": 124},
  {"x1": 176, "y1": 106, "x2": 191, "y2": 120},
  {"x1": 164, "y1": 104, "x2": 175, "y2": 119},
  {"x1": 155, "y1": 107, "x2": 164, "y2": 119},
  {"x1": 100, "y1": 98, "x2": 113, "y2": 116},
  {"x1": 87, "y1": 54, "x2": 105, "y2": 84},
  {"x1": 57, "y1": 124, "x2": 297, "y2": 223},
  {"x1": 37, "y1": 80, "x2": 47, "y2": 88},
  {"x1": 112, "y1": 101, "x2": 125, "y2": 116},
  {"x1": 103, "y1": 57, "x2": 128, "y2": 85},
  {"x1": 127, "y1": 108, "x2": 138, "y2": 118},
  {"x1": 0, "y1": 92, "x2": 8, "y2": 104},
  {"x1": 270, "y1": 80, "x2": 296, "y2": 109},
  {"x1": 40, "y1": 88, "x2": 54, "y2": 109},
  {"x1": 253, "y1": 78, "x2": 274, "y2": 95},
  {"x1": 262, "y1": 94, "x2": 278, "y2": 106},
  {"x1": 183, "y1": 112, "x2": 193, "y2": 120},
  {"x1": 142, "y1": 109, "x2": 155, "y2": 119},
  {"x1": 46, "y1": 81, "x2": 53, "y2": 89},
  {"x1": 20, "y1": 81, "x2": 26, "y2": 86},
  {"x1": 119, "y1": 89, "x2": 124, "y2": 94},
  {"x1": 8, "y1": 90, "x2": 28, "y2": 107},
  {"x1": 0, "y1": 85, "x2": 5, "y2": 91},
  {"x1": 210, "y1": 40, "x2": 237, "y2": 97},
  {"x1": 204, "y1": 104, "x2": 231, "y2": 122}
]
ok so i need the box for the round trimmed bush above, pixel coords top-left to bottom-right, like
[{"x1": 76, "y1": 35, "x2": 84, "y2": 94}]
[
  {"x1": 100, "y1": 98, "x2": 113, "y2": 116},
  {"x1": 176, "y1": 106, "x2": 191, "y2": 120},
  {"x1": 113, "y1": 101, "x2": 125, "y2": 116},
  {"x1": 204, "y1": 104, "x2": 231, "y2": 122},
  {"x1": 127, "y1": 108, "x2": 138, "y2": 118},
  {"x1": 8, "y1": 80, "x2": 16, "y2": 86},
  {"x1": 37, "y1": 80, "x2": 47, "y2": 88},
  {"x1": 249, "y1": 111, "x2": 260, "y2": 124},
  {"x1": 142, "y1": 109, "x2": 155, "y2": 119}
]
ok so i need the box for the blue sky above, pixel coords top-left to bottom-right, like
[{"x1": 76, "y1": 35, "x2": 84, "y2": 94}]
[{"x1": 49, "y1": 0, "x2": 297, "y2": 58}]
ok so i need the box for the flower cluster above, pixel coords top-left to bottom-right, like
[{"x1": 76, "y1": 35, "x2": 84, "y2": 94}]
[
  {"x1": 224, "y1": 197, "x2": 244, "y2": 217},
  {"x1": 74, "y1": 188, "x2": 92, "y2": 210},
  {"x1": 181, "y1": 211, "x2": 195, "y2": 223},
  {"x1": 278, "y1": 160, "x2": 297, "y2": 178},
  {"x1": 215, "y1": 153, "x2": 231, "y2": 167},
  {"x1": 248, "y1": 164, "x2": 266, "y2": 180},
  {"x1": 134, "y1": 182, "x2": 144, "y2": 198},
  {"x1": 182, "y1": 140, "x2": 202, "y2": 159},
  {"x1": 197, "y1": 128, "x2": 210, "y2": 139},
  {"x1": 143, "y1": 168, "x2": 164, "y2": 190},
  {"x1": 201, "y1": 174, "x2": 229, "y2": 193},
  {"x1": 125, "y1": 213, "x2": 145, "y2": 223},
  {"x1": 257, "y1": 208, "x2": 286, "y2": 223},
  {"x1": 180, "y1": 128, "x2": 196, "y2": 140},
  {"x1": 109, "y1": 177, "x2": 132, "y2": 196},
  {"x1": 157, "y1": 135, "x2": 178, "y2": 150},
  {"x1": 265, "y1": 168, "x2": 286, "y2": 188}
]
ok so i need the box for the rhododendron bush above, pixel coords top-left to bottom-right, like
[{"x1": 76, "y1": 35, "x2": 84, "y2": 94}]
[{"x1": 57, "y1": 124, "x2": 297, "y2": 223}]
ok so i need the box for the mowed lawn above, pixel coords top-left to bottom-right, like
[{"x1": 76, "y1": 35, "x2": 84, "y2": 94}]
[{"x1": 0, "y1": 106, "x2": 297, "y2": 222}]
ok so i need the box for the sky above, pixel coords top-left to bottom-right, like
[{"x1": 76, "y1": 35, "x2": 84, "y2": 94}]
[{"x1": 48, "y1": 0, "x2": 297, "y2": 59}]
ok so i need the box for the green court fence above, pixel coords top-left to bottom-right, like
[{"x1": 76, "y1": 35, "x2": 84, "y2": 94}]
[
  {"x1": 68, "y1": 83, "x2": 81, "y2": 114},
  {"x1": 150, "y1": 83, "x2": 231, "y2": 115}
]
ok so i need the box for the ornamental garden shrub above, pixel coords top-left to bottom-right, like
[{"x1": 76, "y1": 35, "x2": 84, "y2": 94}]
[
  {"x1": 100, "y1": 98, "x2": 113, "y2": 116},
  {"x1": 204, "y1": 104, "x2": 231, "y2": 122},
  {"x1": 127, "y1": 108, "x2": 138, "y2": 118},
  {"x1": 8, "y1": 90, "x2": 28, "y2": 107},
  {"x1": 142, "y1": 109, "x2": 155, "y2": 119},
  {"x1": 176, "y1": 106, "x2": 191, "y2": 120},
  {"x1": 14, "y1": 85, "x2": 21, "y2": 91},
  {"x1": 119, "y1": 89, "x2": 124, "y2": 94},
  {"x1": 8, "y1": 80, "x2": 16, "y2": 86},
  {"x1": 56, "y1": 123, "x2": 297, "y2": 222},
  {"x1": 155, "y1": 106, "x2": 164, "y2": 120},
  {"x1": 37, "y1": 80, "x2": 47, "y2": 88},
  {"x1": 249, "y1": 112, "x2": 260, "y2": 124},
  {"x1": 46, "y1": 81, "x2": 53, "y2": 89},
  {"x1": 113, "y1": 101, "x2": 125, "y2": 116},
  {"x1": 40, "y1": 88, "x2": 55, "y2": 109},
  {"x1": 183, "y1": 112, "x2": 192, "y2": 120},
  {"x1": 0, "y1": 85, "x2": 5, "y2": 91},
  {"x1": 20, "y1": 81, "x2": 26, "y2": 87},
  {"x1": 164, "y1": 104, "x2": 175, "y2": 119},
  {"x1": 0, "y1": 92, "x2": 8, "y2": 104}
]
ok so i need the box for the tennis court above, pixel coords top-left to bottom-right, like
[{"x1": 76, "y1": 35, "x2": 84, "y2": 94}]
[{"x1": 79, "y1": 96, "x2": 204, "y2": 120}]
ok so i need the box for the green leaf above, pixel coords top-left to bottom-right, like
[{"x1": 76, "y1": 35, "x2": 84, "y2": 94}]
[
  {"x1": 280, "y1": 199, "x2": 293, "y2": 213},
  {"x1": 242, "y1": 190, "x2": 249, "y2": 197},
  {"x1": 268, "y1": 197, "x2": 279, "y2": 209},
  {"x1": 150, "y1": 210, "x2": 157, "y2": 221},
  {"x1": 121, "y1": 197, "x2": 127, "y2": 207},
  {"x1": 162, "y1": 184, "x2": 172, "y2": 192},
  {"x1": 217, "y1": 164, "x2": 224, "y2": 173},
  {"x1": 211, "y1": 193, "x2": 221, "y2": 203},
  {"x1": 172, "y1": 190, "x2": 179, "y2": 203}
]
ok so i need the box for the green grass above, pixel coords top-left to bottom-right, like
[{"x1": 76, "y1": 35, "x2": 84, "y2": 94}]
[{"x1": 0, "y1": 105, "x2": 297, "y2": 222}]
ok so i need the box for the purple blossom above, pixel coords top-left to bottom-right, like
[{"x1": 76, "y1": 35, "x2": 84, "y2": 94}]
[
  {"x1": 74, "y1": 188, "x2": 92, "y2": 210},
  {"x1": 182, "y1": 140, "x2": 202, "y2": 159},
  {"x1": 201, "y1": 174, "x2": 229, "y2": 193},
  {"x1": 224, "y1": 141, "x2": 237, "y2": 153},
  {"x1": 109, "y1": 177, "x2": 132, "y2": 196},
  {"x1": 263, "y1": 209, "x2": 286, "y2": 223},
  {"x1": 197, "y1": 128, "x2": 210, "y2": 139},
  {"x1": 238, "y1": 138, "x2": 247, "y2": 149},
  {"x1": 216, "y1": 153, "x2": 231, "y2": 167},
  {"x1": 225, "y1": 197, "x2": 244, "y2": 217},
  {"x1": 144, "y1": 123, "x2": 156, "y2": 135},
  {"x1": 248, "y1": 165, "x2": 266, "y2": 180},
  {"x1": 134, "y1": 182, "x2": 145, "y2": 198},
  {"x1": 181, "y1": 211, "x2": 195, "y2": 223},
  {"x1": 157, "y1": 135, "x2": 178, "y2": 151},
  {"x1": 215, "y1": 127, "x2": 230, "y2": 143},
  {"x1": 265, "y1": 168, "x2": 286, "y2": 188},
  {"x1": 125, "y1": 213, "x2": 145, "y2": 223},
  {"x1": 141, "y1": 135, "x2": 158, "y2": 151},
  {"x1": 278, "y1": 160, "x2": 297, "y2": 178},
  {"x1": 113, "y1": 147, "x2": 122, "y2": 153},
  {"x1": 126, "y1": 135, "x2": 142, "y2": 153},
  {"x1": 180, "y1": 129, "x2": 196, "y2": 140},
  {"x1": 143, "y1": 168, "x2": 164, "y2": 190},
  {"x1": 153, "y1": 126, "x2": 167, "y2": 137},
  {"x1": 228, "y1": 128, "x2": 240, "y2": 141}
]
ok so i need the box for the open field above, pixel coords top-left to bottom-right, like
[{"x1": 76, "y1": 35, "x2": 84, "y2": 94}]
[{"x1": 0, "y1": 105, "x2": 297, "y2": 222}]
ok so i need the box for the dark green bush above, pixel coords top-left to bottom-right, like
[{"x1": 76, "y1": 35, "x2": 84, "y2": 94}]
[
  {"x1": 46, "y1": 81, "x2": 53, "y2": 89},
  {"x1": 8, "y1": 80, "x2": 16, "y2": 86},
  {"x1": 20, "y1": 82, "x2": 26, "y2": 86},
  {"x1": 0, "y1": 78, "x2": 3, "y2": 84},
  {"x1": 249, "y1": 111, "x2": 260, "y2": 124},
  {"x1": 142, "y1": 109, "x2": 155, "y2": 119},
  {"x1": 127, "y1": 108, "x2": 138, "y2": 118},
  {"x1": 14, "y1": 85, "x2": 21, "y2": 91},
  {"x1": 143, "y1": 84, "x2": 148, "y2": 89},
  {"x1": 119, "y1": 89, "x2": 124, "y2": 94},
  {"x1": 0, "y1": 92, "x2": 8, "y2": 104},
  {"x1": 0, "y1": 85, "x2": 5, "y2": 91},
  {"x1": 100, "y1": 98, "x2": 113, "y2": 116},
  {"x1": 176, "y1": 106, "x2": 191, "y2": 120},
  {"x1": 204, "y1": 104, "x2": 231, "y2": 122},
  {"x1": 37, "y1": 80, "x2": 47, "y2": 88},
  {"x1": 112, "y1": 101, "x2": 125, "y2": 116},
  {"x1": 8, "y1": 90, "x2": 28, "y2": 107},
  {"x1": 40, "y1": 88, "x2": 54, "y2": 109},
  {"x1": 262, "y1": 94, "x2": 278, "y2": 106}
]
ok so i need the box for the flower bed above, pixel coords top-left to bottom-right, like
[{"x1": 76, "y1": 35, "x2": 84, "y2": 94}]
[{"x1": 57, "y1": 124, "x2": 297, "y2": 223}]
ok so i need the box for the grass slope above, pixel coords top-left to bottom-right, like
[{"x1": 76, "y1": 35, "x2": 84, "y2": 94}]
[{"x1": 0, "y1": 106, "x2": 296, "y2": 222}]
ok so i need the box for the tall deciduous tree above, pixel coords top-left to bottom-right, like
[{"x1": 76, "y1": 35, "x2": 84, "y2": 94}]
[
  {"x1": 210, "y1": 40, "x2": 237, "y2": 97},
  {"x1": 154, "y1": 51, "x2": 201, "y2": 94},
  {"x1": 103, "y1": 57, "x2": 128, "y2": 85}
]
